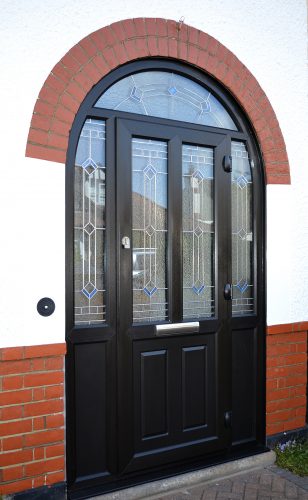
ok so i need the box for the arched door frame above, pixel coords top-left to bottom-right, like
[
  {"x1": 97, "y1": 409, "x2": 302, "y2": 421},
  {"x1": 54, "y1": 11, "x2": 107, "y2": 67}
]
[
  {"x1": 25, "y1": 18, "x2": 290, "y2": 185},
  {"x1": 65, "y1": 57, "x2": 267, "y2": 498}
]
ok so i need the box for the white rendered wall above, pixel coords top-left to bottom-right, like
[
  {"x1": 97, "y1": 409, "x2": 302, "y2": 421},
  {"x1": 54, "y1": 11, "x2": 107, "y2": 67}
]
[{"x1": 0, "y1": 0, "x2": 307, "y2": 347}]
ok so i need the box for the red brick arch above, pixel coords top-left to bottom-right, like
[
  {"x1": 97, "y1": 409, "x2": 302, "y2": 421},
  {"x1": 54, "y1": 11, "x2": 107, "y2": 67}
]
[{"x1": 26, "y1": 18, "x2": 290, "y2": 184}]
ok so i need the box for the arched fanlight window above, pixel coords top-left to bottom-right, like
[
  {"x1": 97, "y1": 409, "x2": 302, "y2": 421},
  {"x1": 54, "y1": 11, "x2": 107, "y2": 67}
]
[{"x1": 95, "y1": 70, "x2": 238, "y2": 130}]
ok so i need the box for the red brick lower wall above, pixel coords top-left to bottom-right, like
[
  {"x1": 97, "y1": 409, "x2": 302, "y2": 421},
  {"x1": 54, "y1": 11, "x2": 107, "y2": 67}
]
[
  {"x1": 266, "y1": 322, "x2": 308, "y2": 436},
  {"x1": 0, "y1": 344, "x2": 66, "y2": 496},
  {"x1": 0, "y1": 324, "x2": 307, "y2": 495}
]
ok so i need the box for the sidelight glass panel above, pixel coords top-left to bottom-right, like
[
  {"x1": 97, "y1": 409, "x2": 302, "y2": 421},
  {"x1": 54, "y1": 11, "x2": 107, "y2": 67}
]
[
  {"x1": 182, "y1": 144, "x2": 215, "y2": 319},
  {"x1": 132, "y1": 138, "x2": 168, "y2": 322},
  {"x1": 74, "y1": 119, "x2": 106, "y2": 324},
  {"x1": 231, "y1": 141, "x2": 254, "y2": 315},
  {"x1": 95, "y1": 71, "x2": 238, "y2": 131}
]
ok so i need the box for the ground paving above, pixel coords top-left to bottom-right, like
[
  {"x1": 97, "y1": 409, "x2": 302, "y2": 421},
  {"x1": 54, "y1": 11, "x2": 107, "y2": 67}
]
[{"x1": 148, "y1": 466, "x2": 308, "y2": 500}]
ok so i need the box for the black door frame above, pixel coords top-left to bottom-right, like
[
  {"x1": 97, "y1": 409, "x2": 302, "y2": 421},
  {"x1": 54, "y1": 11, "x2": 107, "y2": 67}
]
[{"x1": 65, "y1": 59, "x2": 267, "y2": 499}]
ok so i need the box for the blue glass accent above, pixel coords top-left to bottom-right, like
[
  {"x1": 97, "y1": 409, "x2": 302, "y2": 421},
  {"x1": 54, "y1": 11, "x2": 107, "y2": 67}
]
[
  {"x1": 236, "y1": 279, "x2": 248, "y2": 293},
  {"x1": 192, "y1": 284, "x2": 205, "y2": 295},
  {"x1": 144, "y1": 285, "x2": 157, "y2": 297},
  {"x1": 168, "y1": 86, "x2": 177, "y2": 95},
  {"x1": 131, "y1": 86, "x2": 142, "y2": 102},
  {"x1": 82, "y1": 286, "x2": 98, "y2": 299},
  {"x1": 237, "y1": 175, "x2": 248, "y2": 189}
]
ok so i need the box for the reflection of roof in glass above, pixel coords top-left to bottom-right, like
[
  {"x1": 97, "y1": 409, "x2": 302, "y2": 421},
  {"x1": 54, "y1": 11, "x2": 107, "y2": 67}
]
[{"x1": 95, "y1": 71, "x2": 238, "y2": 131}]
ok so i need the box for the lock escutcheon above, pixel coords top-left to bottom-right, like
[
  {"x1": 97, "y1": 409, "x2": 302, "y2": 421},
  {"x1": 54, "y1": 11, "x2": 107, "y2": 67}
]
[{"x1": 121, "y1": 236, "x2": 130, "y2": 249}]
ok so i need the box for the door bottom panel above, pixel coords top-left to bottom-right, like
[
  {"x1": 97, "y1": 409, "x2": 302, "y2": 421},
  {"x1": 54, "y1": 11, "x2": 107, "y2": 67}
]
[{"x1": 68, "y1": 444, "x2": 268, "y2": 499}]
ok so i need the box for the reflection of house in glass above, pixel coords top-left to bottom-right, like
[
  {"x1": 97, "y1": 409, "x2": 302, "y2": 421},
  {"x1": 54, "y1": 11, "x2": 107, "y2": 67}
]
[
  {"x1": 74, "y1": 119, "x2": 106, "y2": 324},
  {"x1": 231, "y1": 141, "x2": 253, "y2": 314},
  {"x1": 132, "y1": 188, "x2": 168, "y2": 323},
  {"x1": 132, "y1": 137, "x2": 168, "y2": 322},
  {"x1": 182, "y1": 145, "x2": 215, "y2": 318}
]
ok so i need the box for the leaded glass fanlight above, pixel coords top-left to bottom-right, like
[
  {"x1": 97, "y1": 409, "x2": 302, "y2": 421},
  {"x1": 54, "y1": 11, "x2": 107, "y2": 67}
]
[{"x1": 95, "y1": 71, "x2": 238, "y2": 130}]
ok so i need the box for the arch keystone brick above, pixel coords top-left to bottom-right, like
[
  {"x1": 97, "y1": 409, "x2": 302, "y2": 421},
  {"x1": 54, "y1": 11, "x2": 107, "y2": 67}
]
[{"x1": 26, "y1": 18, "x2": 290, "y2": 184}]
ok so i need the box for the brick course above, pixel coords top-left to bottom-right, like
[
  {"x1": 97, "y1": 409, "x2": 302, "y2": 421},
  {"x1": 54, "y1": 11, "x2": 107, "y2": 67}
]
[
  {"x1": 266, "y1": 323, "x2": 308, "y2": 436},
  {"x1": 25, "y1": 18, "x2": 290, "y2": 184},
  {"x1": 0, "y1": 321, "x2": 307, "y2": 496},
  {"x1": 0, "y1": 344, "x2": 66, "y2": 496}
]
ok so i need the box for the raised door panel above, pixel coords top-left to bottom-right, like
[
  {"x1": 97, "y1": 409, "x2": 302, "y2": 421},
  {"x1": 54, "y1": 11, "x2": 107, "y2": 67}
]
[
  {"x1": 73, "y1": 341, "x2": 115, "y2": 483},
  {"x1": 140, "y1": 350, "x2": 169, "y2": 440},
  {"x1": 182, "y1": 345, "x2": 208, "y2": 431},
  {"x1": 232, "y1": 328, "x2": 257, "y2": 444}
]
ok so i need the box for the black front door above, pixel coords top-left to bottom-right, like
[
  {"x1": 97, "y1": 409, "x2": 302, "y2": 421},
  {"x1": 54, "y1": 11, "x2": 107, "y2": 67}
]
[
  {"x1": 116, "y1": 118, "x2": 232, "y2": 475},
  {"x1": 66, "y1": 102, "x2": 265, "y2": 499}
]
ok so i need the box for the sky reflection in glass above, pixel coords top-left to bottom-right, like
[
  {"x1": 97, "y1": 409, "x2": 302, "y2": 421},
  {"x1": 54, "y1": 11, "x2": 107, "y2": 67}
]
[{"x1": 95, "y1": 71, "x2": 238, "y2": 130}]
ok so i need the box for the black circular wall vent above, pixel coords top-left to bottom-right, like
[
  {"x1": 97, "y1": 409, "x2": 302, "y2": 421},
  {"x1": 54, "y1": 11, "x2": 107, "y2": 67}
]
[{"x1": 37, "y1": 297, "x2": 55, "y2": 317}]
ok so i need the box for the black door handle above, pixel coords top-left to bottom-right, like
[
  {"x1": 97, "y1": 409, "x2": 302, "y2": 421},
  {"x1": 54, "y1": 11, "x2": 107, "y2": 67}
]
[{"x1": 224, "y1": 283, "x2": 232, "y2": 300}]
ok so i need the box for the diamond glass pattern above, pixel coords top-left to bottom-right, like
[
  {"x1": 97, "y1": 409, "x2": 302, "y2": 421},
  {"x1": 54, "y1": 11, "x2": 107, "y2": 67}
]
[
  {"x1": 237, "y1": 175, "x2": 248, "y2": 189},
  {"x1": 168, "y1": 86, "x2": 177, "y2": 95},
  {"x1": 144, "y1": 164, "x2": 157, "y2": 180},
  {"x1": 82, "y1": 157, "x2": 98, "y2": 175},
  {"x1": 182, "y1": 144, "x2": 215, "y2": 319},
  {"x1": 95, "y1": 71, "x2": 238, "y2": 130},
  {"x1": 131, "y1": 86, "x2": 143, "y2": 102},
  {"x1": 74, "y1": 119, "x2": 106, "y2": 324},
  {"x1": 84, "y1": 222, "x2": 95, "y2": 235},
  {"x1": 231, "y1": 141, "x2": 253, "y2": 315},
  {"x1": 132, "y1": 138, "x2": 168, "y2": 323}
]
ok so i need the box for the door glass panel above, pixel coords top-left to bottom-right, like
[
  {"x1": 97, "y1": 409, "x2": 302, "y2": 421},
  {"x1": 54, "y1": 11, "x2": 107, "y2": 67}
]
[
  {"x1": 231, "y1": 141, "x2": 254, "y2": 315},
  {"x1": 74, "y1": 119, "x2": 106, "y2": 325},
  {"x1": 182, "y1": 144, "x2": 215, "y2": 319},
  {"x1": 132, "y1": 138, "x2": 168, "y2": 323},
  {"x1": 95, "y1": 71, "x2": 238, "y2": 131}
]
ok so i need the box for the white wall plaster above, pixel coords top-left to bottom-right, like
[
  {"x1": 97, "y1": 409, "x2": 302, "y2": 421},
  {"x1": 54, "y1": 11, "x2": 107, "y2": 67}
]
[{"x1": 0, "y1": 0, "x2": 307, "y2": 347}]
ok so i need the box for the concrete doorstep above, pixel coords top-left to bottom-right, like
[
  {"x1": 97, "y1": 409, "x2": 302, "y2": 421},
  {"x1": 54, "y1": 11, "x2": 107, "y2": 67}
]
[{"x1": 94, "y1": 451, "x2": 276, "y2": 499}]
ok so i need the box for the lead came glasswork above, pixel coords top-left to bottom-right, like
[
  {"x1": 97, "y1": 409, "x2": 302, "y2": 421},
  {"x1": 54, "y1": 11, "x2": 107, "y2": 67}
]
[
  {"x1": 74, "y1": 119, "x2": 106, "y2": 324},
  {"x1": 95, "y1": 71, "x2": 238, "y2": 131},
  {"x1": 182, "y1": 144, "x2": 215, "y2": 319},
  {"x1": 231, "y1": 141, "x2": 254, "y2": 315},
  {"x1": 132, "y1": 138, "x2": 168, "y2": 322}
]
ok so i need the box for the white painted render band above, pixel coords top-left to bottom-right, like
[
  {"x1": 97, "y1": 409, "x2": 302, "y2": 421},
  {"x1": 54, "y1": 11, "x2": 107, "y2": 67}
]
[{"x1": 0, "y1": 0, "x2": 307, "y2": 347}]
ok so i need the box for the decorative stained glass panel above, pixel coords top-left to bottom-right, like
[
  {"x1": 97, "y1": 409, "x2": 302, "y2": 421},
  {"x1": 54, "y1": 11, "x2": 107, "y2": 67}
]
[
  {"x1": 74, "y1": 119, "x2": 106, "y2": 324},
  {"x1": 132, "y1": 138, "x2": 168, "y2": 323},
  {"x1": 182, "y1": 144, "x2": 215, "y2": 319},
  {"x1": 95, "y1": 71, "x2": 238, "y2": 131},
  {"x1": 231, "y1": 141, "x2": 254, "y2": 315}
]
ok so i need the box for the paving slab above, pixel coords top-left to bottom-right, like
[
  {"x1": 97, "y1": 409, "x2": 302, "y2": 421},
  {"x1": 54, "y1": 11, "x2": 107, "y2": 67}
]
[
  {"x1": 93, "y1": 451, "x2": 277, "y2": 499},
  {"x1": 152, "y1": 467, "x2": 308, "y2": 500}
]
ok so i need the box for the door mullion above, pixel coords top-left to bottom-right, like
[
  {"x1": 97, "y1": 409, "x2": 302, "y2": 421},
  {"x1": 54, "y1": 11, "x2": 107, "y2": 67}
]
[
  {"x1": 214, "y1": 135, "x2": 232, "y2": 443},
  {"x1": 116, "y1": 119, "x2": 134, "y2": 472},
  {"x1": 168, "y1": 136, "x2": 183, "y2": 323},
  {"x1": 105, "y1": 117, "x2": 116, "y2": 328},
  {"x1": 215, "y1": 138, "x2": 230, "y2": 320}
]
